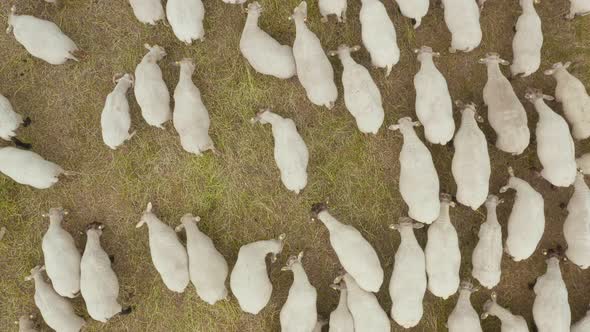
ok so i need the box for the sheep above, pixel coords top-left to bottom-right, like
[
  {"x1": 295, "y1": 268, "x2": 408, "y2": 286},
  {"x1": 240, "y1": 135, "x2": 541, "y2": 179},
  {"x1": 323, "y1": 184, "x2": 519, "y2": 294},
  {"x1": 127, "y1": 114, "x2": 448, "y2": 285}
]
[
  {"x1": 533, "y1": 247, "x2": 571, "y2": 332},
  {"x1": 230, "y1": 233, "x2": 286, "y2": 314},
  {"x1": 501, "y1": 167, "x2": 545, "y2": 261},
  {"x1": 129, "y1": 0, "x2": 165, "y2": 25},
  {"x1": 472, "y1": 195, "x2": 503, "y2": 289},
  {"x1": 511, "y1": 0, "x2": 542, "y2": 78},
  {"x1": 333, "y1": 274, "x2": 391, "y2": 332},
  {"x1": 481, "y1": 292, "x2": 529, "y2": 332},
  {"x1": 17, "y1": 315, "x2": 38, "y2": 332},
  {"x1": 239, "y1": 2, "x2": 296, "y2": 79},
  {"x1": 413, "y1": 46, "x2": 454, "y2": 145},
  {"x1": 572, "y1": 307, "x2": 590, "y2": 332},
  {"x1": 279, "y1": 252, "x2": 318, "y2": 332},
  {"x1": 0, "y1": 93, "x2": 28, "y2": 144},
  {"x1": 136, "y1": 202, "x2": 189, "y2": 293},
  {"x1": 251, "y1": 109, "x2": 309, "y2": 194},
  {"x1": 175, "y1": 214, "x2": 229, "y2": 305},
  {"x1": 525, "y1": 88, "x2": 576, "y2": 187},
  {"x1": 452, "y1": 101, "x2": 490, "y2": 210},
  {"x1": 134, "y1": 44, "x2": 171, "y2": 129},
  {"x1": 441, "y1": 0, "x2": 482, "y2": 53},
  {"x1": 101, "y1": 73, "x2": 136, "y2": 150},
  {"x1": 7, "y1": 6, "x2": 80, "y2": 65},
  {"x1": 173, "y1": 58, "x2": 216, "y2": 156},
  {"x1": 425, "y1": 194, "x2": 460, "y2": 300},
  {"x1": 319, "y1": 0, "x2": 347, "y2": 22},
  {"x1": 310, "y1": 203, "x2": 383, "y2": 293},
  {"x1": 563, "y1": 172, "x2": 590, "y2": 269},
  {"x1": 290, "y1": 1, "x2": 338, "y2": 109},
  {"x1": 166, "y1": 0, "x2": 205, "y2": 44},
  {"x1": 389, "y1": 117, "x2": 440, "y2": 224},
  {"x1": 394, "y1": 0, "x2": 429, "y2": 28},
  {"x1": 566, "y1": 0, "x2": 590, "y2": 19},
  {"x1": 41, "y1": 208, "x2": 81, "y2": 299},
  {"x1": 544, "y1": 62, "x2": 590, "y2": 140},
  {"x1": 0, "y1": 147, "x2": 66, "y2": 189},
  {"x1": 328, "y1": 45, "x2": 384, "y2": 135},
  {"x1": 25, "y1": 265, "x2": 85, "y2": 332},
  {"x1": 479, "y1": 52, "x2": 530, "y2": 155},
  {"x1": 81, "y1": 223, "x2": 130, "y2": 322},
  {"x1": 389, "y1": 217, "x2": 427, "y2": 329},
  {"x1": 359, "y1": 0, "x2": 399, "y2": 77},
  {"x1": 329, "y1": 282, "x2": 354, "y2": 332},
  {"x1": 577, "y1": 153, "x2": 590, "y2": 174},
  {"x1": 446, "y1": 281, "x2": 483, "y2": 332}
]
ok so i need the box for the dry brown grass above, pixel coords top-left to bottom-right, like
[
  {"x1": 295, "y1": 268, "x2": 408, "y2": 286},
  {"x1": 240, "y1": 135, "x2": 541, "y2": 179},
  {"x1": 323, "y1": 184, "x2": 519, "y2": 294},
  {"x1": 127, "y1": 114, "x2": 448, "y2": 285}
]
[{"x1": 0, "y1": 0, "x2": 589, "y2": 331}]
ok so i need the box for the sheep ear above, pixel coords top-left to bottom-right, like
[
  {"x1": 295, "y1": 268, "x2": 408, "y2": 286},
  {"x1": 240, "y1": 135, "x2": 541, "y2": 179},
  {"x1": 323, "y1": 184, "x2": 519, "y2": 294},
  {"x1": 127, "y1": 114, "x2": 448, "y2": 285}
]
[
  {"x1": 146, "y1": 202, "x2": 153, "y2": 213},
  {"x1": 413, "y1": 223, "x2": 424, "y2": 229},
  {"x1": 490, "y1": 291, "x2": 497, "y2": 301},
  {"x1": 455, "y1": 100, "x2": 465, "y2": 108},
  {"x1": 543, "y1": 68, "x2": 555, "y2": 75},
  {"x1": 388, "y1": 223, "x2": 397, "y2": 230},
  {"x1": 297, "y1": 251, "x2": 304, "y2": 261},
  {"x1": 500, "y1": 59, "x2": 510, "y2": 66},
  {"x1": 543, "y1": 94, "x2": 555, "y2": 101},
  {"x1": 174, "y1": 224, "x2": 184, "y2": 233},
  {"x1": 542, "y1": 249, "x2": 548, "y2": 256},
  {"x1": 433, "y1": 52, "x2": 441, "y2": 57},
  {"x1": 351, "y1": 45, "x2": 361, "y2": 52},
  {"x1": 41, "y1": 213, "x2": 48, "y2": 218},
  {"x1": 481, "y1": 313, "x2": 489, "y2": 319},
  {"x1": 564, "y1": 61, "x2": 572, "y2": 69},
  {"x1": 193, "y1": 216, "x2": 201, "y2": 222},
  {"x1": 328, "y1": 50, "x2": 338, "y2": 57},
  {"x1": 413, "y1": 121, "x2": 422, "y2": 127},
  {"x1": 478, "y1": 58, "x2": 487, "y2": 64},
  {"x1": 288, "y1": 15, "x2": 293, "y2": 20},
  {"x1": 476, "y1": 115, "x2": 484, "y2": 123},
  {"x1": 388, "y1": 124, "x2": 400, "y2": 131},
  {"x1": 144, "y1": 43, "x2": 151, "y2": 50},
  {"x1": 280, "y1": 266, "x2": 290, "y2": 271},
  {"x1": 413, "y1": 48, "x2": 420, "y2": 54}
]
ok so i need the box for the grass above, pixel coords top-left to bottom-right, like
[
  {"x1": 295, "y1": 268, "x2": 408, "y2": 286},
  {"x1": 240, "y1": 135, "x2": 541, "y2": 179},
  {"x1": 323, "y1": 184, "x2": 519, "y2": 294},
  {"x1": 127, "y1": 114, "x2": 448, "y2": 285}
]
[{"x1": 0, "y1": 0, "x2": 589, "y2": 331}]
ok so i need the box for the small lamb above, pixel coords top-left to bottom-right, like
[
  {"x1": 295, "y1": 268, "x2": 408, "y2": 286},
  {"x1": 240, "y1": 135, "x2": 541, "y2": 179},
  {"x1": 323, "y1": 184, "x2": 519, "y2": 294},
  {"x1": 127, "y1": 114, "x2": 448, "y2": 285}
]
[
  {"x1": 17, "y1": 314, "x2": 38, "y2": 332},
  {"x1": 329, "y1": 282, "x2": 354, "y2": 332},
  {"x1": 319, "y1": 0, "x2": 347, "y2": 22},
  {"x1": 101, "y1": 73, "x2": 136, "y2": 150},
  {"x1": 136, "y1": 203, "x2": 190, "y2": 293},
  {"x1": 472, "y1": 195, "x2": 503, "y2": 289},
  {"x1": 563, "y1": 172, "x2": 590, "y2": 269},
  {"x1": 290, "y1": 1, "x2": 338, "y2": 109},
  {"x1": 441, "y1": 0, "x2": 482, "y2": 53},
  {"x1": 0, "y1": 93, "x2": 28, "y2": 144},
  {"x1": 129, "y1": 0, "x2": 165, "y2": 25},
  {"x1": 394, "y1": 0, "x2": 429, "y2": 28},
  {"x1": 7, "y1": 6, "x2": 80, "y2": 65},
  {"x1": 0, "y1": 147, "x2": 66, "y2": 189},
  {"x1": 511, "y1": 0, "x2": 543, "y2": 78},
  {"x1": 359, "y1": 0, "x2": 399, "y2": 76},
  {"x1": 329, "y1": 45, "x2": 384, "y2": 135},
  {"x1": 239, "y1": 2, "x2": 296, "y2": 79},
  {"x1": 251, "y1": 109, "x2": 309, "y2": 194},
  {"x1": 544, "y1": 62, "x2": 590, "y2": 140},
  {"x1": 481, "y1": 292, "x2": 529, "y2": 332},
  {"x1": 577, "y1": 153, "x2": 590, "y2": 174},
  {"x1": 567, "y1": 0, "x2": 590, "y2": 19},
  {"x1": 166, "y1": 0, "x2": 205, "y2": 44},
  {"x1": 447, "y1": 281, "x2": 483, "y2": 332},
  {"x1": 413, "y1": 46, "x2": 454, "y2": 145},
  {"x1": 175, "y1": 214, "x2": 229, "y2": 305},
  {"x1": 134, "y1": 44, "x2": 171, "y2": 129},
  {"x1": 25, "y1": 265, "x2": 85, "y2": 332},
  {"x1": 173, "y1": 58, "x2": 216, "y2": 156},
  {"x1": 230, "y1": 233, "x2": 286, "y2": 314},
  {"x1": 279, "y1": 252, "x2": 318, "y2": 332}
]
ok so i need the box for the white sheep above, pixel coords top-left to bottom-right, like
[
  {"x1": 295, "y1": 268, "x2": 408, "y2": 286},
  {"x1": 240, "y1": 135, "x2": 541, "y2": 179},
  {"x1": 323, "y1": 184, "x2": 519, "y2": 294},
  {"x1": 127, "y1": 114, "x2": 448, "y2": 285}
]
[
  {"x1": 333, "y1": 274, "x2": 391, "y2": 332},
  {"x1": 472, "y1": 195, "x2": 503, "y2": 289},
  {"x1": 230, "y1": 233, "x2": 286, "y2": 314},
  {"x1": 128, "y1": 0, "x2": 165, "y2": 25},
  {"x1": 173, "y1": 58, "x2": 216, "y2": 156},
  {"x1": 452, "y1": 101, "x2": 490, "y2": 210},
  {"x1": 329, "y1": 45, "x2": 384, "y2": 135},
  {"x1": 567, "y1": 0, "x2": 590, "y2": 19},
  {"x1": 572, "y1": 307, "x2": 590, "y2": 332},
  {"x1": 533, "y1": 248, "x2": 571, "y2": 332},
  {"x1": 500, "y1": 167, "x2": 545, "y2": 261},
  {"x1": 511, "y1": 0, "x2": 542, "y2": 78},
  {"x1": 563, "y1": 172, "x2": 590, "y2": 269},
  {"x1": 25, "y1": 265, "x2": 85, "y2": 332},
  {"x1": 359, "y1": 0, "x2": 399, "y2": 76},
  {"x1": 0, "y1": 93, "x2": 26, "y2": 143},
  {"x1": 7, "y1": 6, "x2": 80, "y2": 65},
  {"x1": 175, "y1": 214, "x2": 229, "y2": 305},
  {"x1": 17, "y1": 314, "x2": 38, "y2": 332},
  {"x1": 134, "y1": 44, "x2": 171, "y2": 129},
  {"x1": 239, "y1": 2, "x2": 296, "y2": 79},
  {"x1": 447, "y1": 281, "x2": 483, "y2": 332},
  {"x1": 279, "y1": 252, "x2": 318, "y2": 332},
  {"x1": 389, "y1": 117, "x2": 440, "y2": 224},
  {"x1": 577, "y1": 153, "x2": 590, "y2": 174},
  {"x1": 425, "y1": 194, "x2": 460, "y2": 300},
  {"x1": 389, "y1": 217, "x2": 427, "y2": 329},
  {"x1": 329, "y1": 282, "x2": 354, "y2": 332},
  {"x1": 101, "y1": 73, "x2": 136, "y2": 150},
  {"x1": 310, "y1": 203, "x2": 383, "y2": 293},
  {"x1": 251, "y1": 109, "x2": 309, "y2": 194},
  {"x1": 441, "y1": 0, "x2": 482, "y2": 53},
  {"x1": 394, "y1": 0, "x2": 429, "y2": 28},
  {"x1": 81, "y1": 223, "x2": 128, "y2": 322},
  {"x1": 481, "y1": 292, "x2": 529, "y2": 332},
  {"x1": 166, "y1": 0, "x2": 205, "y2": 44},
  {"x1": 413, "y1": 46, "x2": 454, "y2": 145},
  {"x1": 41, "y1": 208, "x2": 81, "y2": 299},
  {"x1": 136, "y1": 202, "x2": 189, "y2": 293},
  {"x1": 0, "y1": 147, "x2": 66, "y2": 189},
  {"x1": 290, "y1": 1, "x2": 338, "y2": 109},
  {"x1": 479, "y1": 52, "x2": 529, "y2": 155},
  {"x1": 525, "y1": 88, "x2": 576, "y2": 187},
  {"x1": 319, "y1": 0, "x2": 347, "y2": 22},
  {"x1": 544, "y1": 62, "x2": 590, "y2": 140}
]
